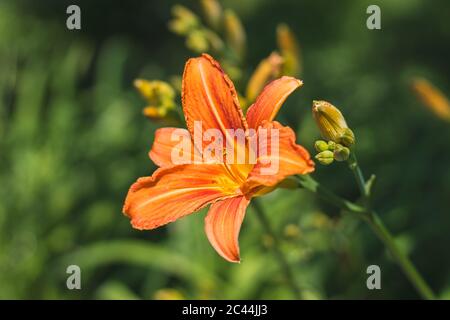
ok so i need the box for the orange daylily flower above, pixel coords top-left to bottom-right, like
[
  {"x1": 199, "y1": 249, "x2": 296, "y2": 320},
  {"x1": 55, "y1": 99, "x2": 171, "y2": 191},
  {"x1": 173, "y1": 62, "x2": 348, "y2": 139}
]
[{"x1": 123, "y1": 54, "x2": 314, "y2": 263}]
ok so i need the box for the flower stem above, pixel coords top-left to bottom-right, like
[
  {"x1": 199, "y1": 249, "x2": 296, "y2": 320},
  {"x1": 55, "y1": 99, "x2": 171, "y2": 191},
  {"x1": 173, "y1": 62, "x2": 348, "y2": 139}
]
[
  {"x1": 364, "y1": 211, "x2": 436, "y2": 300},
  {"x1": 346, "y1": 152, "x2": 435, "y2": 300},
  {"x1": 296, "y1": 174, "x2": 435, "y2": 299},
  {"x1": 252, "y1": 198, "x2": 302, "y2": 299},
  {"x1": 295, "y1": 175, "x2": 366, "y2": 214},
  {"x1": 347, "y1": 153, "x2": 368, "y2": 198}
]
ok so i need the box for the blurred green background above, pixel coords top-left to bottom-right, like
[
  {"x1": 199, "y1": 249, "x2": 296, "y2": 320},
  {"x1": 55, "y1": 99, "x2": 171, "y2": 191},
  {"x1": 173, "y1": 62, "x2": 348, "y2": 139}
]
[{"x1": 0, "y1": 0, "x2": 449, "y2": 299}]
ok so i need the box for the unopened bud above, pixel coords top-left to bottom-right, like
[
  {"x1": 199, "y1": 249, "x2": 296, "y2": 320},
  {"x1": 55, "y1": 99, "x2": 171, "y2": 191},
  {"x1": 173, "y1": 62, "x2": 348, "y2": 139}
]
[
  {"x1": 246, "y1": 52, "x2": 283, "y2": 103},
  {"x1": 333, "y1": 144, "x2": 350, "y2": 161},
  {"x1": 134, "y1": 79, "x2": 175, "y2": 107},
  {"x1": 143, "y1": 106, "x2": 167, "y2": 119},
  {"x1": 277, "y1": 23, "x2": 301, "y2": 76},
  {"x1": 312, "y1": 100, "x2": 355, "y2": 147},
  {"x1": 340, "y1": 128, "x2": 355, "y2": 147},
  {"x1": 314, "y1": 140, "x2": 329, "y2": 152},
  {"x1": 224, "y1": 9, "x2": 246, "y2": 60},
  {"x1": 411, "y1": 77, "x2": 450, "y2": 122},
  {"x1": 315, "y1": 150, "x2": 334, "y2": 165},
  {"x1": 327, "y1": 140, "x2": 336, "y2": 151},
  {"x1": 200, "y1": 0, "x2": 223, "y2": 30}
]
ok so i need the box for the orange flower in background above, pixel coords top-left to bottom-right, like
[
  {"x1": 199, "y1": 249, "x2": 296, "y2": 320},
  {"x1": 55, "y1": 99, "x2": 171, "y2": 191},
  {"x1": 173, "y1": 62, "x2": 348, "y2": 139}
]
[
  {"x1": 411, "y1": 77, "x2": 450, "y2": 122},
  {"x1": 123, "y1": 54, "x2": 314, "y2": 262}
]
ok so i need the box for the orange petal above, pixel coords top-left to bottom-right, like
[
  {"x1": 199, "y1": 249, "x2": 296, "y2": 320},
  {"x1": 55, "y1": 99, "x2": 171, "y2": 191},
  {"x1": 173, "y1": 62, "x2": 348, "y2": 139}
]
[
  {"x1": 149, "y1": 127, "x2": 202, "y2": 167},
  {"x1": 182, "y1": 54, "x2": 247, "y2": 146},
  {"x1": 246, "y1": 76, "x2": 302, "y2": 129},
  {"x1": 245, "y1": 121, "x2": 314, "y2": 189},
  {"x1": 123, "y1": 164, "x2": 240, "y2": 230},
  {"x1": 204, "y1": 196, "x2": 250, "y2": 263}
]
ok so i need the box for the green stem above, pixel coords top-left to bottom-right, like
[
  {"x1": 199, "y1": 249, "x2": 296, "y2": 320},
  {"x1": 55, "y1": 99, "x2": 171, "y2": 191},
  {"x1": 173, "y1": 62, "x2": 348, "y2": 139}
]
[
  {"x1": 346, "y1": 152, "x2": 435, "y2": 300},
  {"x1": 252, "y1": 198, "x2": 302, "y2": 299},
  {"x1": 298, "y1": 173, "x2": 435, "y2": 299}
]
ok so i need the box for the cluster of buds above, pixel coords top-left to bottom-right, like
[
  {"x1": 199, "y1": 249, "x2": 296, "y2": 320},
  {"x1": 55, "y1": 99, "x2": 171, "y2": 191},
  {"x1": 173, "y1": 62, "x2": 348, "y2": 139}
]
[
  {"x1": 314, "y1": 140, "x2": 350, "y2": 165},
  {"x1": 168, "y1": 1, "x2": 302, "y2": 110},
  {"x1": 169, "y1": 5, "x2": 209, "y2": 53},
  {"x1": 134, "y1": 79, "x2": 177, "y2": 120},
  {"x1": 411, "y1": 77, "x2": 450, "y2": 122},
  {"x1": 276, "y1": 23, "x2": 301, "y2": 77},
  {"x1": 168, "y1": 4, "x2": 224, "y2": 54},
  {"x1": 312, "y1": 100, "x2": 355, "y2": 165}
]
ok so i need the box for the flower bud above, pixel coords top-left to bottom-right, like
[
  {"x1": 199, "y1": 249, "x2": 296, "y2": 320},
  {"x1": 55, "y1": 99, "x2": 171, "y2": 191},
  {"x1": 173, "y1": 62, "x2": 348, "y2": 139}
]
[
  {"x1": 411, "y1": 77, "x2": 450, "y2": 122},
  {"x1": 224, "y1": 9, "x2": 246, "y2": 60},
  {"x1": 134, "y1": 79, "x2": 175, "y2": 107},
  {"x1": 277, "y1": 23, "x2": 301, "y2": 76},
  {"x1": 314, "y1": 140, "x2": 329, "y2": 152},
  {"x1": 134, "y1": 79, "x2": 176, "y2": 120},
  {"x1": 327, "y1": 140, "x2": 336, "y2": 151},
  {"x1": 340, "y1": 128, "x2": 355, "y2": 147},
  {"x1": 315, "y1": 150, "x2": 334, "y2": 165},
  {"x1": 312, "y1": 100, "x2": 355, "y2": 147},
  {"x1": 333, "y1": 144, "x2": 350, "y2": 162},
  {"x1": 246, "y1": 52, "x2": 283, "y2": 103},
  {"x1": 143, "y1": 106, "x2": 167, "y2": 119}
]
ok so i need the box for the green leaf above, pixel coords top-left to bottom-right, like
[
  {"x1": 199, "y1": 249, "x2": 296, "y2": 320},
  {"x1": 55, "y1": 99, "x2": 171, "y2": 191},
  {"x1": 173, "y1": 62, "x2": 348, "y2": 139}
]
[{"x1": 58, "y1": 240, "x2": 221, "y2": 288}]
